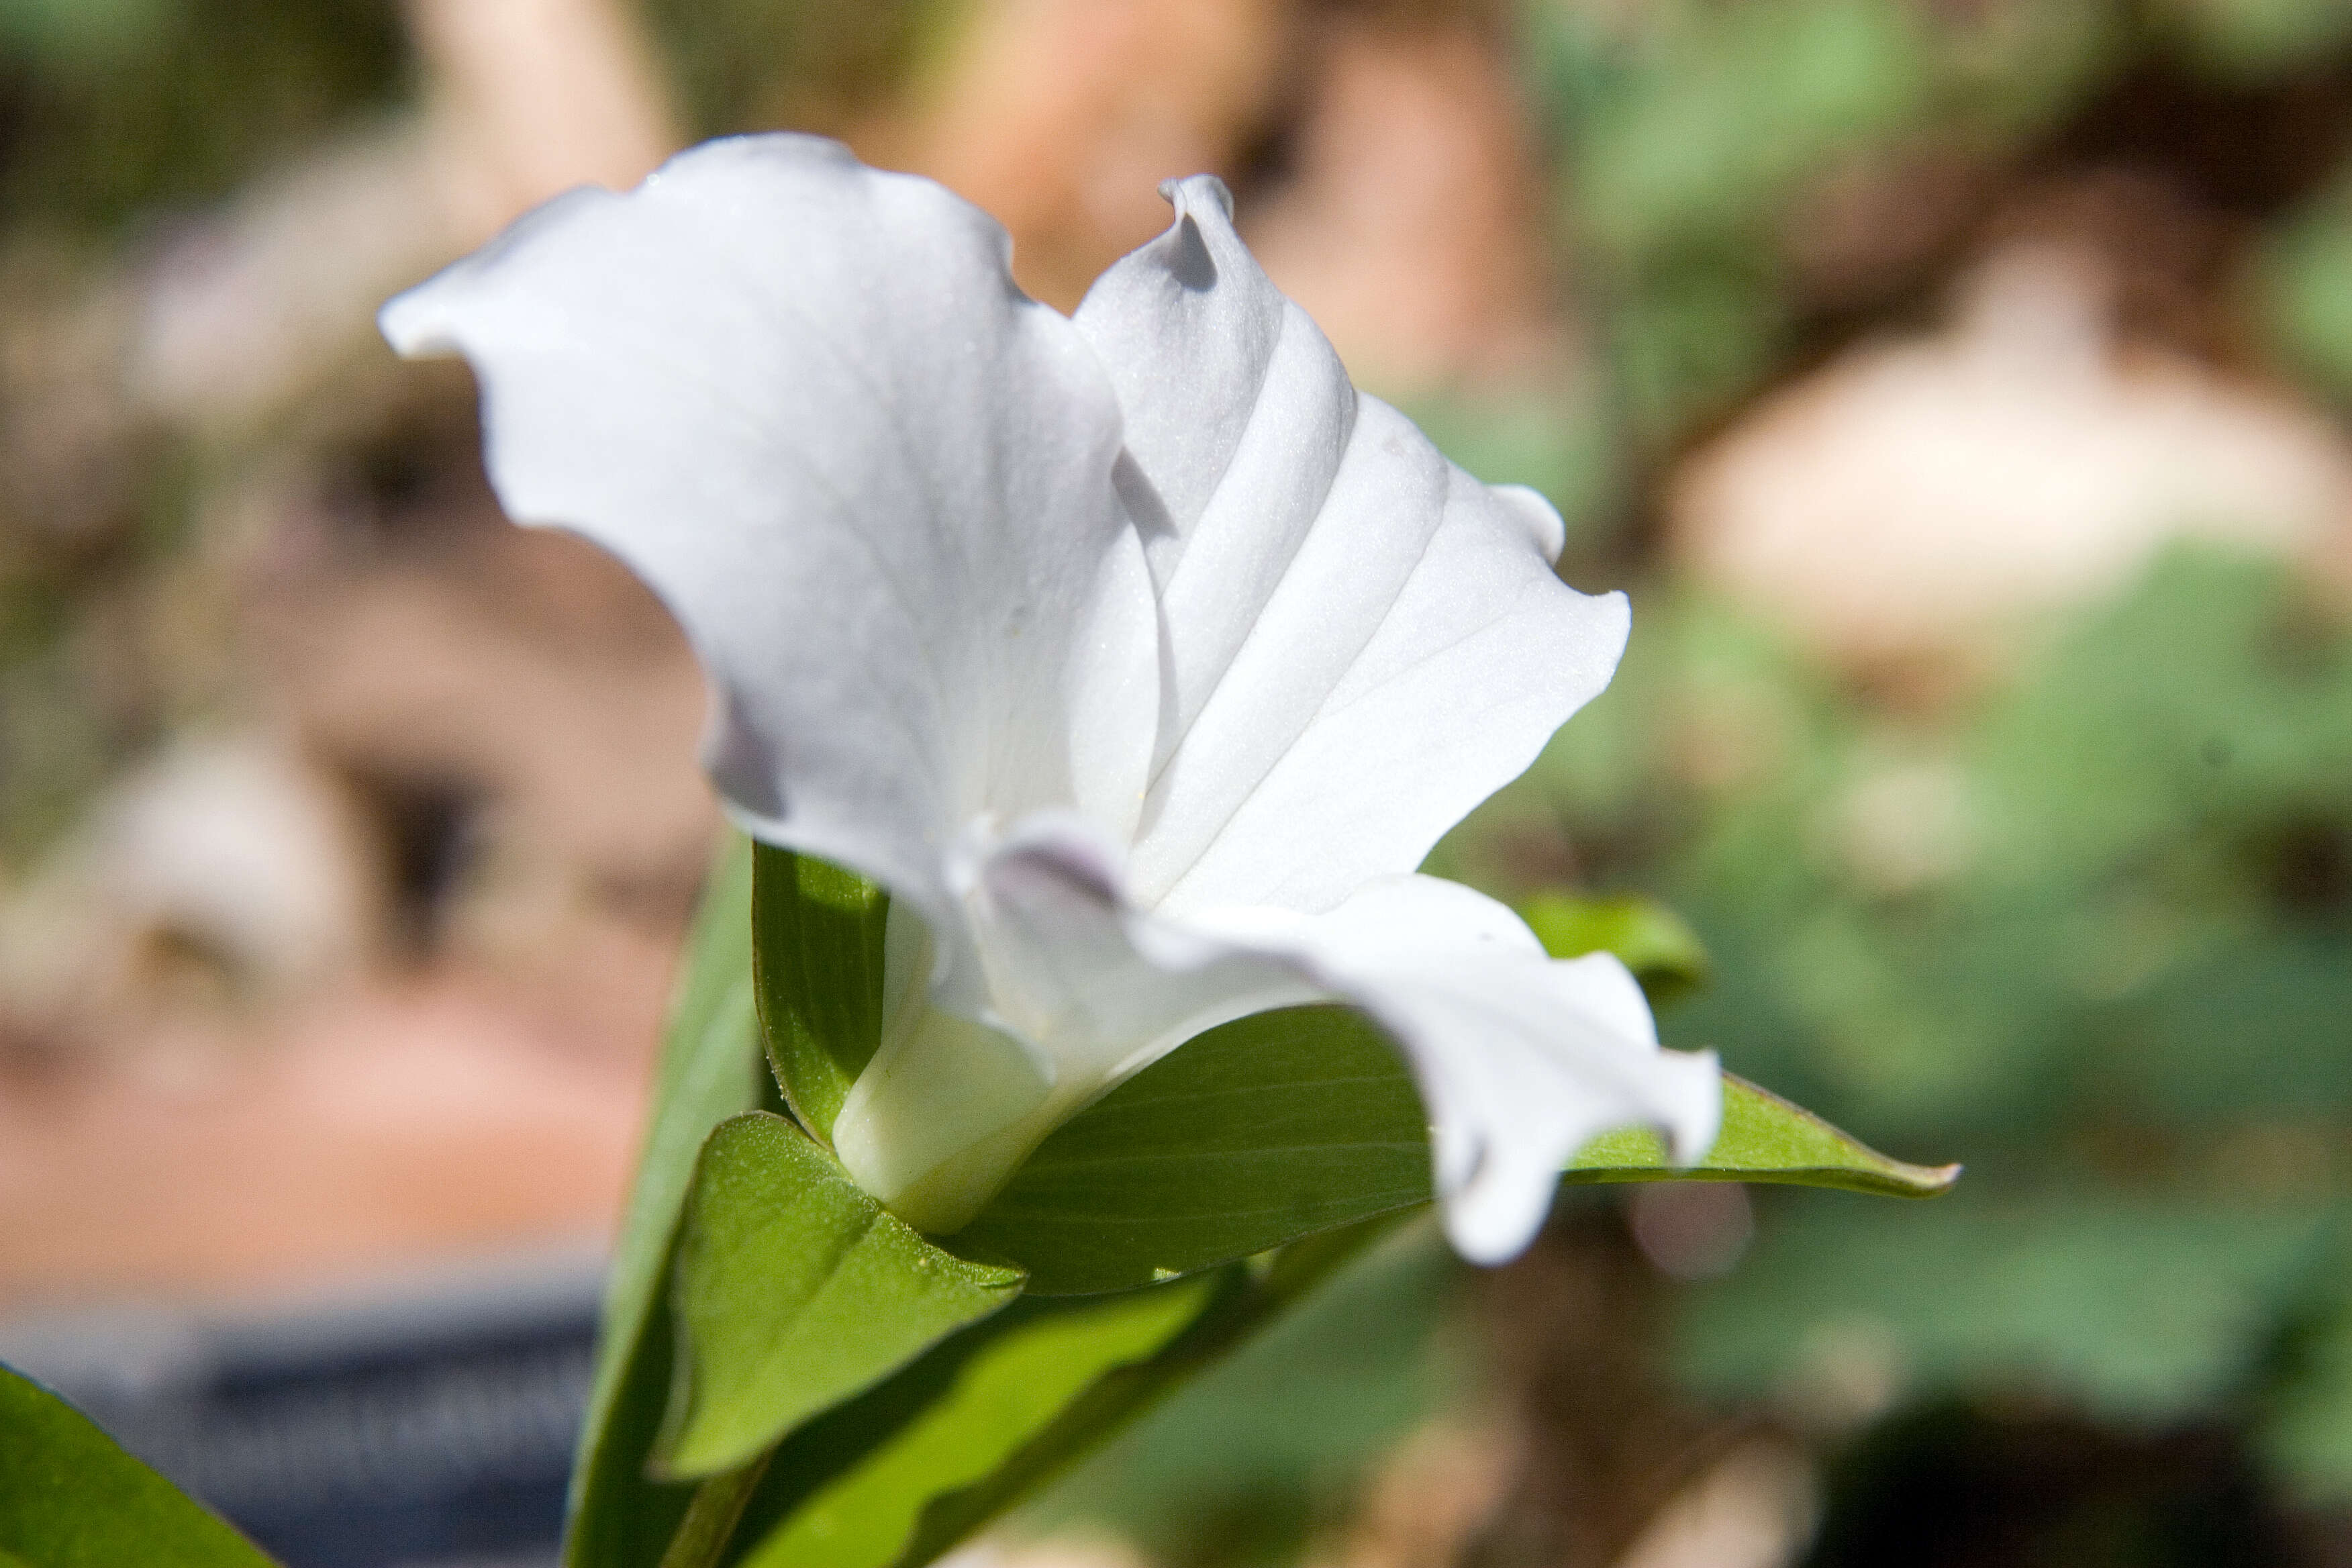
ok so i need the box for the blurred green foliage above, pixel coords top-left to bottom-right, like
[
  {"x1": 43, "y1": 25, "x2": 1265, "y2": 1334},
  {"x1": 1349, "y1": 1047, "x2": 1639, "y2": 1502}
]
[
  {"x1": 1363, "y1": 0, "x2": 2352, "y2": 1547},
  {"x1": 0, "y1": 0, "x2": 407, "y2": 233},
  {"x1": 1605, "y1": 550, "x2": 2352, "y2": 1157},
  {"x1": 2261, "y1": 177, "x2": 2352, "y2": 403},
  {"x1": 637, "y1": 0, "x2": 934, "y2": 140},
  {"x1": 1481, "y1": 544, "x2": 2352, "y2": 1509},
  {"x1": 1510, "y1": 0, "x2": 2116, "y2": 487}
]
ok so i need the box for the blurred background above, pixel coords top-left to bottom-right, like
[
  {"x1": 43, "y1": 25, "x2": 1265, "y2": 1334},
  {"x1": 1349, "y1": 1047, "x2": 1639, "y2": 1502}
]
[{"x1": 5, "y1": 0, "x2": 2352, "y2": 1563}]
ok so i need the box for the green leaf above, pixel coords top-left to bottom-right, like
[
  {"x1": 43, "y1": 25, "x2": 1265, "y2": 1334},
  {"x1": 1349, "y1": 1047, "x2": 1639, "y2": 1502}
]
[
  {"x1": 905, "y1": 1216, "x2": 1417, "y2": 1567},
  {"x1": 2262, "y1": 198, "x2": 2352, "y2": 405},
  {"x1": 957, "y1": 1008, "x2": 1428, "y2": 1295},
  {"x1": 732, "y1": 1279, "x2": 1215, "y2": 1568},
  {"x1": 1034, "y1": 1216, "x2": 1462, "y2": 1563},
  {"x1": 0, "y1": 1364, "x2": 277, "y2": 1567},
  {"x1": 2261, "y1": 1268, "x2": 2352, "y2": 1504},
  {"x1": 725, "y1": 1214, "x2": 1405, "y2": 1568},
  {"x1": 1563, "y1": 1075, "x2": 1960, "y2": 1199},
  {"x1": 1518, "y1": 890, "x2": 1711, "y2": 1003},
  {"x1": 571, "y1": 836, "x2": 768, "y2": 1567},
  {"x1": 658, "y1": 1113, "x2": 1024, "y2": 1479},
  {"x1": 960, "y1": 1006, "x2": 1953, "y2": 1295},
  {"x1": 752, "y1": 843, "x2": 891, "y2": 1143}
]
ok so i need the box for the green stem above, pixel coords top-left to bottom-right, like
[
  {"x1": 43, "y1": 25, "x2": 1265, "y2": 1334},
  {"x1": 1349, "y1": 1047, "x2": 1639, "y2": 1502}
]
[{"x1": 658, "y1": 1451, "x2": 774, "y2": 1568}]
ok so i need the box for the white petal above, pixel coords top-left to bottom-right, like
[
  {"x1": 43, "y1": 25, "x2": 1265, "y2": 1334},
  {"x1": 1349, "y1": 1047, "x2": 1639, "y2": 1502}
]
[
  {"x1": 1271, "y1": 877, "x2": 1720, "y2": 1265},
  {"x1": 1075, "y1": 178, "x2": 1628, "y2": 918},
  {"x1": 381, "y1": 135, "x2": 1158, "y2": 1006}
]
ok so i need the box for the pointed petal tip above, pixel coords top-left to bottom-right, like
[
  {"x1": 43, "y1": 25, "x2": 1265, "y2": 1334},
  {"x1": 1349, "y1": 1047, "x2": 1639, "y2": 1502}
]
[
  {"x1": 377, "y1": 291, "x2": 435, "y2": 358},
  {"x1": 1444, "y1": 1224, "x2": 1526, "y2": 1269},
  {"x1": 376, "y1": 134, "x2": 882, "y2": 366},
  {"x1": 1437, "y1": 1175, "x2": 1547, "y2": 1267},
  {"x1": 1157, "y1": 173, "x2": 1235, "y2": 222},
  {"x1": 379, "y1": 258, "x2": 477, "y2": 360},
  {"x1": 1492, "y1": 482, "x2": 1570, "y2": 565}
]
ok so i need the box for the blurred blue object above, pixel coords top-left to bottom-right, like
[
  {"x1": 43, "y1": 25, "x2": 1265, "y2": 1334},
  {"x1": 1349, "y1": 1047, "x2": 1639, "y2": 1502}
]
[{"x1": 0, "y1": 1249, "x2": 605, "y2": 1568}]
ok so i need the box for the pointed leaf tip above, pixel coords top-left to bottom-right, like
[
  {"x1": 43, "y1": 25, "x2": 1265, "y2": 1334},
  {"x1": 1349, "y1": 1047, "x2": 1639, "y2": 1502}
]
[{"x1": 1564, "y1": 1074, "x2": 1960, "y2": 1199}]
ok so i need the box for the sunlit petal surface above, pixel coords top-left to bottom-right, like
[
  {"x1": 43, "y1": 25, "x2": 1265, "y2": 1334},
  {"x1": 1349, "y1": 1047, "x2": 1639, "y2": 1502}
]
[
  {"x1": 383, "y1": 136, "x2": 1157, "y2": 1008},
  {"x1": 1075, "y1": 176, "x2": 1630, "y2": 916}
]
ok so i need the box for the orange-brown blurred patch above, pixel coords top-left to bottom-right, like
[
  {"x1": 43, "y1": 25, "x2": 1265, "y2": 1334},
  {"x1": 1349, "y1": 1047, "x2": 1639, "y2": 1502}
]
[
  {"x1": 0, "y1": 977, "x2": 646, "y2": 1304},
  {"x1": 1245, "y1": 14, "x2": 1560, "y2": 397},
  {"x1": 861, "y1": 0, "x2": 1291, "y2": 310}
]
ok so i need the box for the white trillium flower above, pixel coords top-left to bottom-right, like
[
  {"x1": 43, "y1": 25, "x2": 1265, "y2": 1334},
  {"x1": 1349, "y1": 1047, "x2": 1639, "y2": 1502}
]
[{"x1": 381, "y1": 134, "x2": 1720, "y2": 1265}]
